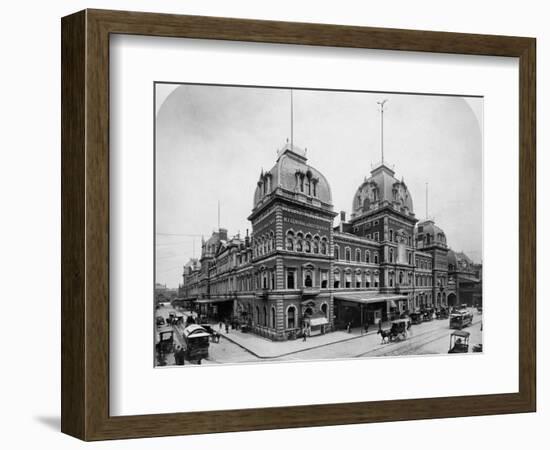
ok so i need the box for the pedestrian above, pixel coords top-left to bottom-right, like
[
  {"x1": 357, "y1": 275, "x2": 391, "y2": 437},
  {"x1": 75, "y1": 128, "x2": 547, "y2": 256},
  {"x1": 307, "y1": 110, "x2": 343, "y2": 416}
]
[
  {"x1": 225, "y1": 322, "x2": 229, "y2": 333},
  {"x1": 174, "y1": 346, "x2": 185, "y2": 366},
  {"x1": 364, "y1": 322, "x2": 369, "y2": 334},
  {"x1": 302, "y1": 328, "x2": 307, "y2": 342},
  {"x1": 347, "y1": 322, "x2": 351, "y2": 333},
  {"x1": 219, "y1": 321, "x2": 223, "y2": 331}
]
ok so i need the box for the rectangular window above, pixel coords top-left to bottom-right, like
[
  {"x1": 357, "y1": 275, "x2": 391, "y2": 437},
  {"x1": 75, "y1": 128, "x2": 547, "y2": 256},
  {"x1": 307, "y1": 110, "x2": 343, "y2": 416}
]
[
  {"x1": 286, "y1": 269, "x2": 295, "y2": 289},
  {"x1": 320, "y1": 270, "x2": 328, "y2": 288}
]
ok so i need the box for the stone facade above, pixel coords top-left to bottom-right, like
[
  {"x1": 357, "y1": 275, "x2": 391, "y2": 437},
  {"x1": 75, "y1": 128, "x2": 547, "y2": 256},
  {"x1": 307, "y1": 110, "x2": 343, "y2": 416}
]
[{"x1": 178, "y1": 142, "x2": 481, "y2": 340}]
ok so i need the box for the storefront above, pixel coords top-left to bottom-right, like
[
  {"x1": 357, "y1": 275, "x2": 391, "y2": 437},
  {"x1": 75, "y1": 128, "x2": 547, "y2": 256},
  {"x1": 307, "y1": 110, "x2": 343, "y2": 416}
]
[
  {"x1": 333, "y1": 292, "x2": 408, "y2": 328},
  {"x1": 195, "y1": 297, "x2": 235, "y2": 322},
  {"x1": 304, "y1": 312, "x2": 329, "y2": 336}
]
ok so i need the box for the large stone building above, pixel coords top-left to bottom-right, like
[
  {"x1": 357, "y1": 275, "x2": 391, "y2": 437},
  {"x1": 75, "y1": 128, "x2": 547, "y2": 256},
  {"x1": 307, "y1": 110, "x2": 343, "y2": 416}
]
[{"x1": 178, "y1": 141, "x2": 482, "y2": 340}]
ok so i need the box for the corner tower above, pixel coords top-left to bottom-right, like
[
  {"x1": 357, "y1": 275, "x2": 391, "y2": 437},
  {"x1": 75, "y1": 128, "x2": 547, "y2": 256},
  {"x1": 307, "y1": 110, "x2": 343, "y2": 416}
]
[{"x1": 247, "y1": 142, "x2": 337, "y2": 339}]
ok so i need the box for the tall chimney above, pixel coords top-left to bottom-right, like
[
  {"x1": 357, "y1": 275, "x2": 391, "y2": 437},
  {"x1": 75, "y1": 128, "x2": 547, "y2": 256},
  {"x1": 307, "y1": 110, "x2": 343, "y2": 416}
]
[{"x1": 339, "y1": 211, "x2": 346, "y2": 232}]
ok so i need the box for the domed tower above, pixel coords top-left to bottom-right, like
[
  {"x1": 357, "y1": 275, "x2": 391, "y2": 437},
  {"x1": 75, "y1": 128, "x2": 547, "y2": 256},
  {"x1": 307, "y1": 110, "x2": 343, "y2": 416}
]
[
  {"x1": 252, "y1": 141, "x2": 333, "y2": 213},
  {"x1": 351, "y1": 163, "x2": 414, "y2": 220},
  {"x1": 416, "y1": 219, "x2": 450, "y2": 308},
  {"x1": 247, "y1": 141, "x2": 337, "y2": 340}
]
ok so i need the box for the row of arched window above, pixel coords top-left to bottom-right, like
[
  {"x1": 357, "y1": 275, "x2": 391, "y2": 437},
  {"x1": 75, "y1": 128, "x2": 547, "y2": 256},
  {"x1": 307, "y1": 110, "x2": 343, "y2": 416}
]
[
  {"x1": 253, "y1": 232, "x2": 275, "y2": 257},
  {"x1": 286, "y1": 230, "x2": 328, "y2": 255},
  {"x1": 415, "y1": 274, "x2": 433, "y2": 287},
  {"x1": 334, "y1": 245, "x2": 379, "y2": 264},
  {"x1": 416, "y1": 259, "x2": 432, "y2": 270}
]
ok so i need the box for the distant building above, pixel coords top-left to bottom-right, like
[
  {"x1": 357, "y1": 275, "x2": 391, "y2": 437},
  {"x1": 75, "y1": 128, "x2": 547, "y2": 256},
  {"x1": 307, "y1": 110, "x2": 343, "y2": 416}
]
[
  {"x1": 178, "y1": 141, "x2": 481, "y2": 340},
  {"x1": 155, "y1": 282, "x2": 177, "y2": 304}
]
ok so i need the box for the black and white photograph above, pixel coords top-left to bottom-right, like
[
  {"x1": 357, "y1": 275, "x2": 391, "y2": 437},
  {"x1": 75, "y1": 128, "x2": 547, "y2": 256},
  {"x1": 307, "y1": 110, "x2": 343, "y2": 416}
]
[{"x1": 154, "y1": 83, "x2": 483, "y2": 367}]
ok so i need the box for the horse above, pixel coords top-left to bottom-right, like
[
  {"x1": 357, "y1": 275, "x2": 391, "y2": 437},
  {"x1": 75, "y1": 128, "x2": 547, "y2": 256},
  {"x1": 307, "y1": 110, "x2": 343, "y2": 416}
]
[{"x1": 377, "y1": 328, "x2": 392, "y2": 344}]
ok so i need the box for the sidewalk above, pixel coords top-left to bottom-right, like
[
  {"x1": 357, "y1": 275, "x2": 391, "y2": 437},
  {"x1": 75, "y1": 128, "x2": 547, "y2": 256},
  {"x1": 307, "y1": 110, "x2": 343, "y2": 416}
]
[{"x1": 218, "y1": 327, "x2": 377, "y2": 359}]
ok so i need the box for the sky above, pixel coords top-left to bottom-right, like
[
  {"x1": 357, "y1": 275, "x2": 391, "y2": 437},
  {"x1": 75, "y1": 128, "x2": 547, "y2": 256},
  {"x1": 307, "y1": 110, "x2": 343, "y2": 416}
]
[{"x1": 155, "y1": 83, "x2": 483, "y2": 287}]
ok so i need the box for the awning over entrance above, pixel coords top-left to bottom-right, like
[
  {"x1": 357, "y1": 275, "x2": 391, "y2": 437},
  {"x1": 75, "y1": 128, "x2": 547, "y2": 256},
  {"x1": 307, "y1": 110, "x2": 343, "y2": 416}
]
[
  {"x1": 333, "y1": 292, "x2": 408, "y2": 305},
  {"x1": 309, "y1": 316, "x2": 329, "y2": 327},
  {"x1": 195, "y1": 297, "x2": 234, "y2": 304}
]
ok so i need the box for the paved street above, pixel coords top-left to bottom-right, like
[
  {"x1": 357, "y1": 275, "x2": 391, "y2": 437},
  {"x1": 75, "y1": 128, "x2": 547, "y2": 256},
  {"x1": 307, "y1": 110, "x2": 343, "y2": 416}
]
[{"x1": 156, "y1": 305, "x2": 483, "y2": 366}]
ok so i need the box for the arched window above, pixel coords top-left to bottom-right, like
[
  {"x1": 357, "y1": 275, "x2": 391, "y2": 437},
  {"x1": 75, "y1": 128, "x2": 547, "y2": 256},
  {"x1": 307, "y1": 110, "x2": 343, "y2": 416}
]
[
  {"x1": 286, "y1": 236, "x2": 294, "y2": 251},
  {"x1": 321, "y1": 303, "x2": 328, "y2": 317},
  {"x1": 287, "y1": 306, "x2": 296, "y2": 328},
  {"x1": 365, "y1": 271, "x2": 371, "y2": 288},
  {"x1": 355, "y1": 271, "x2": 362, "y2": 288},
  {"x1": 334, "y1": 245, "x2": 340, "y2": 260},
  {"x1": 305, "y1": 235, "x2": 312, "y2": 253},
  {"x1": 374, "y1": 271, "x2": 380, "y2": 287},
  {"x1": 263, "y1": 306, "x2": 267, "y2": 326},
  {"x1": 355, "y1": 249, "x2": 361, "y2": 262},
  {"x1": 296, "y1": 233, "x2": 303, "y2": 252},
  {"x1": 389, "y1": 248, "x2": 394, "y2": 263},
  {"x1": 313, "y1": 237, "x2": 320, "y2": 254},
  {"x1": 365, "y1": 250, "x2": 370, "y2": 263},
  {"x1": 399, "y1": 271, "x2": 404, "y2": 284},
  {"x1": 389, "y1": 229, "x2": 394, "y2": 241},
  {"x1": 271, "y1": 307, "x2": 276, "y2": 328},
  {"x1": 255, "y1": 306, "x2": 260, "y2": 324},
  {"x1": 374, "y1": 252, "x2": 379, "y2": 264},
  {"x1": 321, "y1": 238, "x2": 327, "y2": 255},
  {"x1": 345, "y1": 248, "x2": 351, "y2": 262},
  {"x1": 334, "y1": 270, "x2": 340, "y2": 288}
]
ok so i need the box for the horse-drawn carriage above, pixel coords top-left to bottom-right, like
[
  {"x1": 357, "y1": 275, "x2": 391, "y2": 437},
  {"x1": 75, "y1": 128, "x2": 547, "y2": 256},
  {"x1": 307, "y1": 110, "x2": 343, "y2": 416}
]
[
  {"x1": 378, "y1": 318, "x2": 411, "y2": 343},
  {"x1": 421, "y1": 308, "x2": 434, "y2": 322},
  {"x1": 409, "y1": 311, "x2": 423, "y2": 325},
  {"x1": 436, "y1": 307, "x2": 449, "y2": 320},
  {"x1": 155, "y1": 326, "x2": 175, "y2": 355},
  {"x1": 182, "y1": 324, "x2": 210, "y2": 364},
  {"x1": 448, "y1": 330, "x2": 470, "y2": 353}
]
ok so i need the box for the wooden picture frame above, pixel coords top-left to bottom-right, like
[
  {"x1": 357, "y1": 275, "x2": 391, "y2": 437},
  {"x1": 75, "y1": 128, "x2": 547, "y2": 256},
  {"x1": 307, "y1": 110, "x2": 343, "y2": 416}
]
[{"x1": 61, "y1": 9, "x2": 536, "y2": 441}]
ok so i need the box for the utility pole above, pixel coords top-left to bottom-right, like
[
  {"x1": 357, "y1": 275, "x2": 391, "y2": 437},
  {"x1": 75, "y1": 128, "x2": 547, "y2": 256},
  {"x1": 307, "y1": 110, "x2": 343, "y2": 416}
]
[
  {"x1": 290, "y1": 89, "x2": 294, "y2": 149},
  {"x1": 426, "y1": 182, "x2": 429, "y2": 220}
]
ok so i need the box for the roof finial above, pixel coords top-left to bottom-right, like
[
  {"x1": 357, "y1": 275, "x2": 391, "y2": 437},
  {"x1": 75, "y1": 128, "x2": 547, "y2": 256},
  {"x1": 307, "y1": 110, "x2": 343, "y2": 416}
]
[{"x1": 376, "y1": 99, "x2": 389, "y2": 164}]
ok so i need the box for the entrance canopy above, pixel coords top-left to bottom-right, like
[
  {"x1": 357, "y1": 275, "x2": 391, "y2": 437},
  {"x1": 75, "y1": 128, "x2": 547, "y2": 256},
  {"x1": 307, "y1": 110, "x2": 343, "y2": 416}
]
[
  {"x1": 305, "y1": 312, "x2": 329, "y2": 327},
  {"x1": 333, "y1": 292, "x2": 407, "y2": 305}
]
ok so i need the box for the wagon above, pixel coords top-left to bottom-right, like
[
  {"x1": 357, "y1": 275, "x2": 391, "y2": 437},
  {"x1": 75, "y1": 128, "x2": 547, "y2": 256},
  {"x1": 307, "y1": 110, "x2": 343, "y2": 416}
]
[
  {"x1": 409, "y1": 312, "x2": 423, "y2": 325},
  {"x1": 389, "y1": 318, "x2": 411, "y2": 341},
  {"x1": 448, "y1": 330, "x2": 470, "y2": 353},
  {"x1": 155, "y1": 326, "x2": 175, "y2": 355}
]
